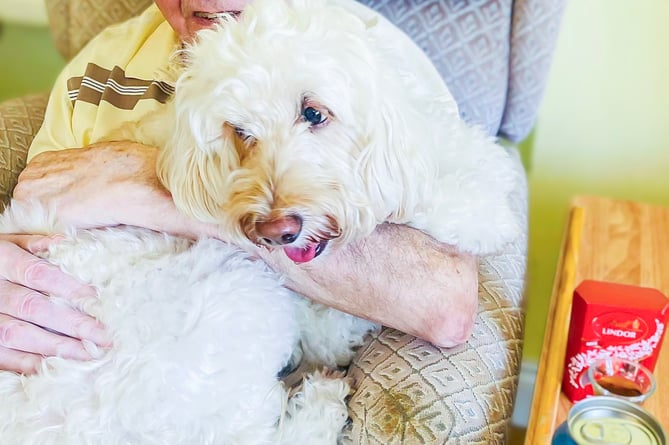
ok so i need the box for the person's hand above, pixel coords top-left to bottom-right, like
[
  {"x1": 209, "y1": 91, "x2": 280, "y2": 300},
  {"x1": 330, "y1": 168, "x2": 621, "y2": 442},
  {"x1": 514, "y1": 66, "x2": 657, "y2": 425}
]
[
  {"x1": 13, "y1": 142, "x2": 218, "y2": 239},
  {"x1": 14, "y1": 142, "x2": 167, "y2": 229},
  {"x1": 0, "y1": 234, "x2": 111, "y2": 374}
]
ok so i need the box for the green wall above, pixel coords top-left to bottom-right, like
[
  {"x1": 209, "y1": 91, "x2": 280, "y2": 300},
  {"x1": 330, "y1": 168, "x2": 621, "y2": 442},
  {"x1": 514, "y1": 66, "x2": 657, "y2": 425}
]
[
  {"x1": 0, "y1": 22, "x2": 64, "y2": 101},
  {"x1": 523, "y1": 0, "x2": 669, "y2": 361}
]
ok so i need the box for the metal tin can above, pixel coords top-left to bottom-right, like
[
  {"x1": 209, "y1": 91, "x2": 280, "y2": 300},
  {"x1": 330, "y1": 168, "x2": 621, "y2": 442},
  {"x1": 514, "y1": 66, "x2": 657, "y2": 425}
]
[{"x1": 552, "y1": 396, "x2": 667, "y2": 445}]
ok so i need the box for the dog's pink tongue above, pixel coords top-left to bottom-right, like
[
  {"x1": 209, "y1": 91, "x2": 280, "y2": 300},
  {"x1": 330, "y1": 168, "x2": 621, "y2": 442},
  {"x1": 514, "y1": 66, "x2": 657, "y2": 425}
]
[{"x1": 284, "y1": 243, "x2": 318, "y2": 263}]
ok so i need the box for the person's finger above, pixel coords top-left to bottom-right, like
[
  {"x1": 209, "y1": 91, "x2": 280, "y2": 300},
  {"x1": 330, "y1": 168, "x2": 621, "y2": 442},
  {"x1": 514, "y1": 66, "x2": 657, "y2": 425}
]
[
  {"x1": 0, "y1": 239, "x2": 97, "y2": 304},
  {"x1": 0, "y1": 239, "x2": 110, "y2": 346},
  {"x1": 0, "y1": 233, "x2": 63, "y2": 255},
  {"x1": 0, "y1": 314, "x2": 92, "y2": 361},
  {"x1": 0, "y1": 280, "x2": 110, "y2": 347},
  {"x1": 0, "y1": 346, "x2": 42, "y2": 375}
]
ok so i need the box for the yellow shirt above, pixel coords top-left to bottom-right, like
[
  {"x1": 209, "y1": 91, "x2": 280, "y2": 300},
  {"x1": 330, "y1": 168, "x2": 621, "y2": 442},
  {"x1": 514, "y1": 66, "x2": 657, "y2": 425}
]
[{"x1": 28, "y1": 4, "x2": 179, "y2": 161}]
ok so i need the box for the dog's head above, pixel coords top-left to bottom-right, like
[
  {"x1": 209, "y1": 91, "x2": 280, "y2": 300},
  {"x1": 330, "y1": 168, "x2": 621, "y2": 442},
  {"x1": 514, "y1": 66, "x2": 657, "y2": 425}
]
[{"x1": 158, "y1": 0, "x2": 425, "y2": 262}]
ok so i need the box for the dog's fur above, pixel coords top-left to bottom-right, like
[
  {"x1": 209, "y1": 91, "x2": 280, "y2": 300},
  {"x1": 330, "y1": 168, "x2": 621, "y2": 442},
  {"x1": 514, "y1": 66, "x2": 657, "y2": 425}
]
[
  {"x1": 151, "y1": 0, "x2": 521, "y2": 256},
  {"x1": 0, "y1": 0, "x2": 522, "y2": 443}
]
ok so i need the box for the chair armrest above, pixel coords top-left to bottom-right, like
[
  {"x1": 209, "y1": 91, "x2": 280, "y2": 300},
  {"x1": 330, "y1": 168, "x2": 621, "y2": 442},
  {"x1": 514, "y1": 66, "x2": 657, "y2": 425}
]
[
  {"x1": 343, "y1": 150, "x2": 528, "y2": 443},
  {"x1": 0, "y1": 94, "x2": 48, "y2": 209}
]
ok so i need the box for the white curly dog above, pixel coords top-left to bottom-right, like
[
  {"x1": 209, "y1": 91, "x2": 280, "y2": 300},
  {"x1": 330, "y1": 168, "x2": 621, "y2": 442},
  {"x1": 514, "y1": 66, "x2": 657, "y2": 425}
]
[{"x1": 0, "y1": 0, "x2": 522, "y2": 443}]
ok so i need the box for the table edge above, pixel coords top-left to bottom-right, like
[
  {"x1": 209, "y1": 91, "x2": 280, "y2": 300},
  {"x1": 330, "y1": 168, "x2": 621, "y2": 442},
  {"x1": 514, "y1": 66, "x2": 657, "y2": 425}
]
[{"x1": 524, "y1": 205, "x2": 585, "y2": 444}]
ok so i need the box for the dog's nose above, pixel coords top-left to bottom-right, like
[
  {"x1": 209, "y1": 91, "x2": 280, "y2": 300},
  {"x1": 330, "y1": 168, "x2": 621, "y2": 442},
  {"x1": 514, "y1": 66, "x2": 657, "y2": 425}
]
[{"x1": 255, "y1": 214, "x2": 303, "y2": 246}]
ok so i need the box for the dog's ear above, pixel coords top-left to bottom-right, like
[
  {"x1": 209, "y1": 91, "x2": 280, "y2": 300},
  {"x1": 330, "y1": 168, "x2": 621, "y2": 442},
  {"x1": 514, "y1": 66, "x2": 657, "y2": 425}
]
[
  {"x1": 156, "y1": 99, "x2": 238, "y2": 225},
  {"x1": 354, "y1": 27, "x2": 462, "y2": 225},
  {"x1": 353, "y1": 59, "x2": 436, "y2": 225}
]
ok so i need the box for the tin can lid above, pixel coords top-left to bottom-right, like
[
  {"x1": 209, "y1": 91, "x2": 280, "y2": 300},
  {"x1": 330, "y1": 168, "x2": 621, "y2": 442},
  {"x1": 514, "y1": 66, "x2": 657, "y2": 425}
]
[{"x1": 568, "y1": 396, "x2": 667, "y2": 445}]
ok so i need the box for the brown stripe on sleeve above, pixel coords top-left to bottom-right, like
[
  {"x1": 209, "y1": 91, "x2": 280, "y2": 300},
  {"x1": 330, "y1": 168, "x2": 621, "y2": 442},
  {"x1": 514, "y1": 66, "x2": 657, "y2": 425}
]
[
  {"x1": 67, "y1": 76, "x2": 84, "y2": 97},
  {"x1": 67, "y1": 63, "x2": 174, "y2": 110}
]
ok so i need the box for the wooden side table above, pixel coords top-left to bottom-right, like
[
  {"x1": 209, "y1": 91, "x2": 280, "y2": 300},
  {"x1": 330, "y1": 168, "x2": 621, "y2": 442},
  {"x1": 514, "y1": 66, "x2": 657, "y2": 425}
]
[{"x1": 524, "y1": 195, "x2": 669, "y2": 444}]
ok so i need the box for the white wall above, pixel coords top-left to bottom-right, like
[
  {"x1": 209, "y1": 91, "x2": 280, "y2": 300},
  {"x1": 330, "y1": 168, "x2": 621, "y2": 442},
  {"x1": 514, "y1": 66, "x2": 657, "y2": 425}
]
[{"x1": 0, "y1": 0, "x2": 48, "y2": 25}]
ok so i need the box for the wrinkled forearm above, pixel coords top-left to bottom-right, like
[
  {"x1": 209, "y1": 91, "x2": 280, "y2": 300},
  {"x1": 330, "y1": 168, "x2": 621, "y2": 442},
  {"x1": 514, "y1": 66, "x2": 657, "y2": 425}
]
[
  {"x1": 14, "y1": 142, "x2": 220, "y2": 240},
  {"x1": 257, "y1": 223, "x2": 479, "y2": 347}
]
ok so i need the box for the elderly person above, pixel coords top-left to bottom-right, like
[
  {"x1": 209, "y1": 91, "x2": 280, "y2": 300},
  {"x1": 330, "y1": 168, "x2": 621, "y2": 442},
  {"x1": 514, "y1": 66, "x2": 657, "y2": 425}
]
[{"x1": 0, "y1": 0, "x2": 479, "y2": 374}]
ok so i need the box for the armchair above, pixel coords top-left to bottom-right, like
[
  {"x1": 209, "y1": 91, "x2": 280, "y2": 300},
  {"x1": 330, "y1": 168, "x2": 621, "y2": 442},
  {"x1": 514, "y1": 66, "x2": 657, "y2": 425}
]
[{"x1": 0, "y1": 0, "x2": 565, "y2": 443}]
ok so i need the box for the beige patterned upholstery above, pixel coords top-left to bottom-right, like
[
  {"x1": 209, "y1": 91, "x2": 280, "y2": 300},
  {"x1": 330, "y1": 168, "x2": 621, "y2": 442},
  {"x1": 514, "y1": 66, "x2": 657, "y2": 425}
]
[
  {"x1": 0, "y1": 0, "x2": 563, "y2": 443},
  {"x1": 0, "y1": 94, "x2": 48, "y2": 210}
]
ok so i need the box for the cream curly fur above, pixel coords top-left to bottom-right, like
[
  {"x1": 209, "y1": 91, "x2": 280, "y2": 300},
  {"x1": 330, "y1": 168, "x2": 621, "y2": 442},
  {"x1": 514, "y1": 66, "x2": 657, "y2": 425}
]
[
  {"x1": 0, "y1": 0, "x2": 522, "y2": 443},
  {"x1": 153, "y1": 0, "x2": 522, "y2": 255},
  {"x1": 0, "y1": 203, "x2": 364, "y2": 444}
]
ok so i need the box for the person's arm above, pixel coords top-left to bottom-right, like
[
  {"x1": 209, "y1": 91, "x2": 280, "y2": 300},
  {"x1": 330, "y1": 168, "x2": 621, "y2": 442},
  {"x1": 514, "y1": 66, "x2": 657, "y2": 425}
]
[
  {"x1": 256, "y1": 223, "x2": 478, "y2": 347},
  {"x1": 14, "y1": 142, "x2": 479, "y2": 347},
  {"x1": 15, "y1": 141, "x2": 219, "y2": 238}
]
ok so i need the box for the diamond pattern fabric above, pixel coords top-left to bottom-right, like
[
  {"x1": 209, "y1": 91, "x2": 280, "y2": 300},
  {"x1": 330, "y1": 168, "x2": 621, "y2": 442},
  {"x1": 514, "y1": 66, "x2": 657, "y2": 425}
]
[
  {"x1": 358, "y1": 0, "x2": 512, "y2": 139},
  {"x1": 357, "y1": 0, "x2": 565, "y2": 142},
  {"x1": 0, "y1": 94, "x2": 48, "y2": 209},
  {"x1": 500, "y1": 0, "x2": 565, "y2": 141}
]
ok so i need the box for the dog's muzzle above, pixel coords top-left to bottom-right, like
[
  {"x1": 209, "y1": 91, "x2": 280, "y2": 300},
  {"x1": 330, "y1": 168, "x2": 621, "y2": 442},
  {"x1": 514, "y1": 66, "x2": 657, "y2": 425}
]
[
  {"x1": 241, "y1": 212, "x2": 340, "y2": 263},
  {"x1": 254, "y1": 214, "x2": 303, "y2": 246}
]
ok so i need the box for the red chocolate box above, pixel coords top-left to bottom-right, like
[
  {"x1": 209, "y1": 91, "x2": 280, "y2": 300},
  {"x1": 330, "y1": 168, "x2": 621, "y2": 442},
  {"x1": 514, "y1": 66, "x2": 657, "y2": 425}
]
[{"x1": 562, "y1": 280, "x2": 669, "y2": 402}]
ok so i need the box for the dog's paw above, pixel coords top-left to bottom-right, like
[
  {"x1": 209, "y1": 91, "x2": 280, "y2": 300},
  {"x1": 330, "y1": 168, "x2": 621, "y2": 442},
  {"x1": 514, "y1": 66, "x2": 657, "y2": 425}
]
[
  {"x1": 317, "y1": 367, "x2": 355, "y2": 396},
  {"x1": 451, "y1": 205, "x2": 523, "y2": 255},
  {"x1": 412, "y1": 209, "x2": 522, "y2": 256},
  {"x1": 278, "y1": 369, "x2": 351, "y2": 445},
  {"x1": 297, "y1": 304, "x2": 379, "y2": 368}
]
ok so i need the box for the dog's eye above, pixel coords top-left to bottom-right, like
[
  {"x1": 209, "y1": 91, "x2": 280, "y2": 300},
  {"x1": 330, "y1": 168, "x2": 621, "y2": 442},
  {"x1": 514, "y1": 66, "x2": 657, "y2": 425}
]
[
  {"x1": 302, "y1": 107, "x2": 326, "y2": 126},
  {"x1": 234, "y1": 126, "x2": 255, "y2": 143}
]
